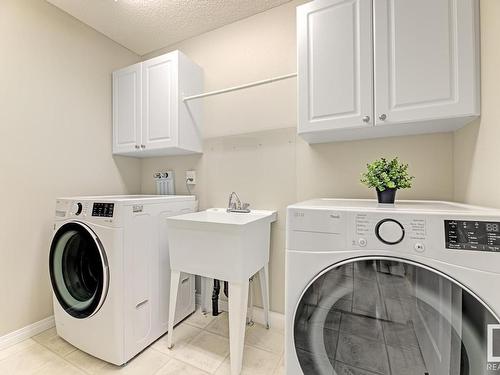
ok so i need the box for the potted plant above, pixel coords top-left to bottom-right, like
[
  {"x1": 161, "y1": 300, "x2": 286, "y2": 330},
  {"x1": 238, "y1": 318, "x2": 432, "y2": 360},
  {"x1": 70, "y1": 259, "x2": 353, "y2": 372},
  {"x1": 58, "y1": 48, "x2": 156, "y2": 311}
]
[{"x1": 360, "y1": 157, "x2": 414, "y2": 204}]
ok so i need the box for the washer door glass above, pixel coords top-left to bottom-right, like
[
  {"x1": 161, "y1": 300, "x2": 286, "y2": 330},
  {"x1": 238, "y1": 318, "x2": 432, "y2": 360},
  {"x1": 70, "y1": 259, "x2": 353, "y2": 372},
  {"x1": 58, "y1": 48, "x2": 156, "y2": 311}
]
[
  {"x1": 49, "y1": 222, "x2": 109, "y2": 319},
  {"x1": 294, "y1": 258, "x2": 500, "y2": 375}
]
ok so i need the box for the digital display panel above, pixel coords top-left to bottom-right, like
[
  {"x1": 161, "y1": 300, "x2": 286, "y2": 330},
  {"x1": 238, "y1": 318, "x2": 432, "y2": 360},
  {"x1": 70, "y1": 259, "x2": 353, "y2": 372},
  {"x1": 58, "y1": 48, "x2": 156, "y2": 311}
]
[
  {"x1": 486, "y1": 223, "x2": 500, "y2": 233},
  {"x1": 445, "y1": 220, "x2": 500, "y2": 252},
  {"x1": 92, "y1": 203, "x2": 114, "y2": 218}
]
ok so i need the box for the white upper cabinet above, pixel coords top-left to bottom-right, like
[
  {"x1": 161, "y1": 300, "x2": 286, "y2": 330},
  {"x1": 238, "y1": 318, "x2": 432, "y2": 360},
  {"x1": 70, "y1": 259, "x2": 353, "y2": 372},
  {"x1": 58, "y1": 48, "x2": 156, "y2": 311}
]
[
  {"x1": 141, "y1": 54, "x2": 176, "y2": 151},
  {"x1": 298, "y1": 0, "x2": 374, "y2": 136},
  {"x1": 113, "y1": 63, "x2": 141, "y2": 155},
  {"x1": 374, "y1": 0, "x2": 479, "y2": 126},
  {"x1": 298, "y1": 0, "x2": 480, "y2": 144},
  {"x1": 113, "y1": 50, "x2": 203, "y2": 157}
]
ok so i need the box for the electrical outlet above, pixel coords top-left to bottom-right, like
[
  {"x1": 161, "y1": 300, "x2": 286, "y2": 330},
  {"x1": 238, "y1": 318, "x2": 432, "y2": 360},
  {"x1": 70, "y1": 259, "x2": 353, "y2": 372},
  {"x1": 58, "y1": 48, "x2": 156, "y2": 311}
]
[{"x1": 186, "y1": 170, "x2": 196, "y2": 185}]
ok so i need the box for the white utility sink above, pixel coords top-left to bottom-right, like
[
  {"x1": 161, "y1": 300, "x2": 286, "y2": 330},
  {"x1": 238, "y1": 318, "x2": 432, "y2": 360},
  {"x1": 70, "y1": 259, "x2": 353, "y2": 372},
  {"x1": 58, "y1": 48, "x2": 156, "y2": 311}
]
[
  {"x1": 166, "y1": 207, "x2": 277, "y2": 374},
  {"x1": 166, "y1": 208, "x2": 277, "y2": 283}
]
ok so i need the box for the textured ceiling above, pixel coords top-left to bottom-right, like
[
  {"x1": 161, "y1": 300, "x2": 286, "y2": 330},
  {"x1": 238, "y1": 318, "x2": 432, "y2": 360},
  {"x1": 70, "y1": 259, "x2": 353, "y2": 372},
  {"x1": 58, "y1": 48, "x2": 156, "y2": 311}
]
[{"x1": 46, "y1": 0, "x2": 292, "y2": 55}]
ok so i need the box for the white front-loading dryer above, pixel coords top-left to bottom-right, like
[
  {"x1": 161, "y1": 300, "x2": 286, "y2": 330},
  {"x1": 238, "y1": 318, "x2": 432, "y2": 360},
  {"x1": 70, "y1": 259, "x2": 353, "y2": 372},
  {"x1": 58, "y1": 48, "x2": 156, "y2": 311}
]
[
  {"x1": 50, "y1": 218, "x2": 125, "y2": 362},
  {"x1": 286, "y1": 199, "x2": 500, "y2": 375},
  {"x1": 50, "y1": 195, "x2": 197, "y2": 365}
]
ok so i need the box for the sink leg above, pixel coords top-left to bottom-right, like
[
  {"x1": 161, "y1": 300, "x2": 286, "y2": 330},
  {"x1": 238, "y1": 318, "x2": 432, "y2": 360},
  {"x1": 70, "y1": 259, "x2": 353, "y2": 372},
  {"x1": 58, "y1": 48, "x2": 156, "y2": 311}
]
[
  {"x1": 200, "y1": 277, "x2": 208, "y2": 314},
  {"x1": 247, "y1": 277, "x2": 254, "y2": 326},
  {"x1": 259, "y1": 264, "x2": 270, "y2": 329},
  {"x1": 228, "y1": 280, "x2": 249, "y2": 375},
  {"x1": 167, "y1": 270, "x2": 181, "y2": 349}
]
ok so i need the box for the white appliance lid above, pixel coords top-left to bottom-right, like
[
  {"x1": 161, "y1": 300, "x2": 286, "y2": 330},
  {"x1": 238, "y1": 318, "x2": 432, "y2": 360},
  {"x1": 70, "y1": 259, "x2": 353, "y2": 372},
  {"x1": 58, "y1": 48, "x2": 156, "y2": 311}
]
[
  {"x1": 288, "y1": 198, "x2": 499, "y2": 214},
  {"x1": 59, "y1": 194, "x2": 196, "y2": 203}
]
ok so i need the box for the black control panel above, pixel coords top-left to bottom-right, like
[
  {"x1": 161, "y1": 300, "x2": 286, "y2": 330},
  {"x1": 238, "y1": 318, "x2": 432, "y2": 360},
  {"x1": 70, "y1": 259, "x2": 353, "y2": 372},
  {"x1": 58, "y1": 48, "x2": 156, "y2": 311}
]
[
  {"x1": 92, "y1": 203, "x2": 114, "y2": 218},
  {"x1": 445, "y1": 220, "x2": 500, "y2": 252}
]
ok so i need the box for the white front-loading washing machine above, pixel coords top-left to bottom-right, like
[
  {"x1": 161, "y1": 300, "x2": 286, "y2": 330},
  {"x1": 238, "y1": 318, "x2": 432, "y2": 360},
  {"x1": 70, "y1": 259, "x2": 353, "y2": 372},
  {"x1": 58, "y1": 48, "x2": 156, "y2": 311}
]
[
  {"x1": 49, "y1": 195, "x2": 197, "y2": 365},
  {"x1": 286, "y1": 199, "x2": 500, "y2": 375}
]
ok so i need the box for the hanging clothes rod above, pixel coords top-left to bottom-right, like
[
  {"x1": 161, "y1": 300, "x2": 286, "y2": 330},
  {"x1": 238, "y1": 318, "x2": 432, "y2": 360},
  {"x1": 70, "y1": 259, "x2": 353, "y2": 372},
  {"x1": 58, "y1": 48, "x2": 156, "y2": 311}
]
[{"x1": 183, "y1": 72, "x2": 297, "y2": 102}]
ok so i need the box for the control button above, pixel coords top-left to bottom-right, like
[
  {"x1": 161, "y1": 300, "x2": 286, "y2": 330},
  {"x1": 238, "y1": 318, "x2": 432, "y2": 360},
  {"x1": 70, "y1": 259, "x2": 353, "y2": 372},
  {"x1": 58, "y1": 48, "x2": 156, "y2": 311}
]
[
  {"x1": 376, "y1": 219, "x2": 405, "y2": 245},
  {"x1": 358, "y1": 238, "x2": 367, "y2": 247},
  {"x1": 414, "y1": 243, "x2": 425, "y2": 252},
  {"x1": 70, "y1": 202, "x2": 83, "y2": 216}
]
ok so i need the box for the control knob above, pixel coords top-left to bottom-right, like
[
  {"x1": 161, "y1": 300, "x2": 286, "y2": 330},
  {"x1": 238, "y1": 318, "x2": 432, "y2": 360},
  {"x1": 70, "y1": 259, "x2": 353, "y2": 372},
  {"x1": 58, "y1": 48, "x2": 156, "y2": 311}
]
[
  {"x1": 70, "y1": 202, "x2": 83, "y2": 216},
  {"x1": 375, "y1": 219, "x2": 405, "y2": 245}
]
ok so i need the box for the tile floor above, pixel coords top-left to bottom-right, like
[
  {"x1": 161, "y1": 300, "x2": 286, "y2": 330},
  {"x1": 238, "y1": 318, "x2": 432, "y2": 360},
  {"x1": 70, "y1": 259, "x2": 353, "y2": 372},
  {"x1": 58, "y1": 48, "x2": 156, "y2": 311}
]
[{"x1": 0, "y1": 310, "x2": 284, "y2": 375}]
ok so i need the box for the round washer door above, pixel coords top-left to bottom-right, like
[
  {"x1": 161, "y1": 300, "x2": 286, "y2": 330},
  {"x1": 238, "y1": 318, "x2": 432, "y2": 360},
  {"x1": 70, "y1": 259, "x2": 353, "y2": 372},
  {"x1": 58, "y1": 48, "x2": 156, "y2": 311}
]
[
  {"x1": 293, "y1": 257, "x2": 499, "y2": 375},
  {"x1": 49, "y1": 222, "x2": 109, "y2": 319}
]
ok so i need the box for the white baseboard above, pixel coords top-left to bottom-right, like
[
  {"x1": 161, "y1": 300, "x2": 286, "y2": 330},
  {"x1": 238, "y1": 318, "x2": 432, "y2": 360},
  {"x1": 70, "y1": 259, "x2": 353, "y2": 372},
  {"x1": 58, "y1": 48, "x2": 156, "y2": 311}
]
[
  {"x1": 0, "y1": 316, "x2": 55, "y2": 351},
  {"x1": 0, "y1": 296, "x2": 285, "y2": 352},
  {"x1": 251, "y1": 306, "x2": 285, "y2": 331},
  {"x1": 195, "y1": 293, "x2": 284, "y2": 331}
]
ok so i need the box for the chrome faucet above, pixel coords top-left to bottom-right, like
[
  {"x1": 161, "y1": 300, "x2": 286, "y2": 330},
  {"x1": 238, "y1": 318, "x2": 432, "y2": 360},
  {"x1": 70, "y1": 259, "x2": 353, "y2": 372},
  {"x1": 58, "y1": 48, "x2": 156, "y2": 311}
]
[{"x1": 227, "y1": 192, "x2": 251, "y2": 213}]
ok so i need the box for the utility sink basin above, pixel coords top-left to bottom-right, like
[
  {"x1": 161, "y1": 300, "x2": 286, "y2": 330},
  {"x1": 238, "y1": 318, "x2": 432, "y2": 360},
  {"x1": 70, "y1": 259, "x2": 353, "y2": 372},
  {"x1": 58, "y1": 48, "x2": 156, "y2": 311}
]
[
  {"x1": 166, "y1": 208, "x2": 277, "y2": 282},
  {"x1": 166, "y1": 208, "x2": 277, "y2": 375}
]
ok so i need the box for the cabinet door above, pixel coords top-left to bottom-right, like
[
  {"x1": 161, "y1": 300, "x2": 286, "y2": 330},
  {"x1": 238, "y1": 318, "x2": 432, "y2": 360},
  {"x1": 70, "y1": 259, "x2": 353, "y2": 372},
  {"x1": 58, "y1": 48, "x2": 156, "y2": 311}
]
[
  {"x1": 142, "y1": 54, "x2": 178, "y2": 151},
  {"x1": 373, "y1": 0, "x2": 479, "y2": 126},
  {"x1": 112, "y1": 64, "x2": 141, "y2": 154},
  {"x1": 298, "y1": 0, "x2": 374, "y2": 134}
]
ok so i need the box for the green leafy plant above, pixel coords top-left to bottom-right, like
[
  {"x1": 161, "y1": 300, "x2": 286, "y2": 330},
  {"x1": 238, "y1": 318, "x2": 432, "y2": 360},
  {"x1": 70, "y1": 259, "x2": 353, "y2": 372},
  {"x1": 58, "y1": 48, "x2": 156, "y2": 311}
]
[{"x1": 360, "y1": 157, "x2": 414, "y2": 192}]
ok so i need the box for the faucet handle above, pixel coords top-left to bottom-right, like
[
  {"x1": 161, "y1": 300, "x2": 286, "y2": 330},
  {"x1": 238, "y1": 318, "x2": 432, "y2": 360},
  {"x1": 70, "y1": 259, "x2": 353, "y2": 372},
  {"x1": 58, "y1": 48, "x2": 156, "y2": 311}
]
[{"x1": 242, "y1": 203, "x2": 250, "y2": 210}]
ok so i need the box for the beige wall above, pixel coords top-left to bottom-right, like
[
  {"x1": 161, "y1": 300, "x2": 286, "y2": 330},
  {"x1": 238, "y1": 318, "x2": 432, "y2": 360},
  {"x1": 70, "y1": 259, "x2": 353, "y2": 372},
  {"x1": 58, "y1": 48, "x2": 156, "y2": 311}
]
[
  {"x1": 141, "y1": 1, "x2": 455, "y2": 314},
  {"x1": 453, "y1": 0, "x2": 500, "y2": 207},
  {"x1": 142, "y1": 0, "x2": 305, "y2": 138},
  {"x1": 0, "y1": 0, "x2": 141, "y2": 336}
]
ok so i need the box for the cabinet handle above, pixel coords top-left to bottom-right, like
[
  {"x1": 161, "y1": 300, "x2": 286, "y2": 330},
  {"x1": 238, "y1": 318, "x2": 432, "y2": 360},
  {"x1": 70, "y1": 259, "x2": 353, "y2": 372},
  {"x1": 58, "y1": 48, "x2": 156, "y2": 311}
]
[
  {"x1": 134, "y1": 145, "x2": 140, "y2": 149},
  {"x1": 141, "y1": 145, "x2": 146, "y2": 149},
  {"x1": 379, "y1": 114, "x2": 387, "y2": 121},
  {"x1": 362, "y1": 116, "x2": 370, "y2": 123}
]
